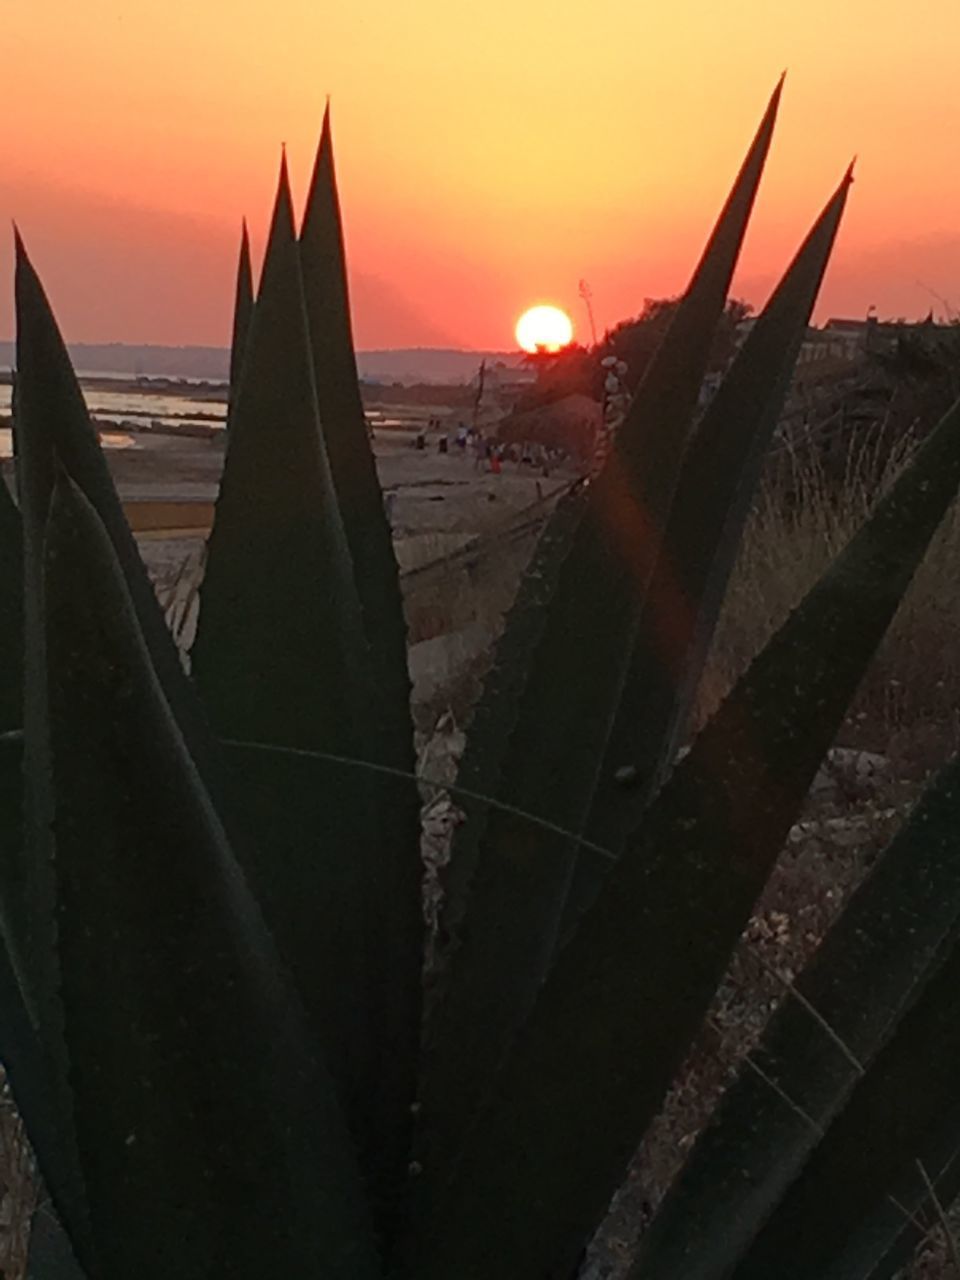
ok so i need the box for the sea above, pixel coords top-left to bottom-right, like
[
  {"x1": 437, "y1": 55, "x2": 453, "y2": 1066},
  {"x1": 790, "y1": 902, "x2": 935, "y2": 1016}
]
[
  {"x1": 0, "y1": 373, "x2": 228, "y2": 459},
  {"x1": 0, "y1": 374, "x2": 408, "y2": 458}
]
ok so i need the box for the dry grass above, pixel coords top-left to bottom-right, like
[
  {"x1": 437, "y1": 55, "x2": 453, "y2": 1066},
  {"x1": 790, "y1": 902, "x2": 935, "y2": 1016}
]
[
  {"x1": 586, "y1": 438, "x2": 960, "y2": 1280},
  {"x1": 0, "y1": 1078, "x2": 37, "y2": 1280},
  {"x1": 700, "y1": 433, "x2": 960, "y2": 774}
]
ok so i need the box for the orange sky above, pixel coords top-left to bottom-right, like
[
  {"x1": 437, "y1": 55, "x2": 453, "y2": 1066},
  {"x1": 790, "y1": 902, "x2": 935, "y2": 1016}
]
[{"x1": 4, "y1": 1, "x2": 960, "y2": 351}]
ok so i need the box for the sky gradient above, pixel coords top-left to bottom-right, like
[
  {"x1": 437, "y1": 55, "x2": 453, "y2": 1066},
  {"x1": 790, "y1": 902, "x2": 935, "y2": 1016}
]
[{"x1": 5, "y1": 1, "x2": 960, "y2": 350}]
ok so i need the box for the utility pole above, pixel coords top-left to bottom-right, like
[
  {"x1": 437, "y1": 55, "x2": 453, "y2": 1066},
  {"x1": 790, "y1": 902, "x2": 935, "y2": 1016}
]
[
  {"x1": 471, "y1": 359, "x2": 487, "y2": 432},
  {"x1": 579, "y1": 279, "x2": 598, "y2": 348}
]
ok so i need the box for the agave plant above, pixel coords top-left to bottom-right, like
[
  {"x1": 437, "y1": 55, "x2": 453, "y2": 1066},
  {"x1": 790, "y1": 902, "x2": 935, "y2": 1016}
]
[{"x1": 2, "y1": 81, "x2": 960, "y2": 1280}]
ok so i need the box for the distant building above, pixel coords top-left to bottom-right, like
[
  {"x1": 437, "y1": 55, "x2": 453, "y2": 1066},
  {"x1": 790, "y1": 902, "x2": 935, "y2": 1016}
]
[
  {"x1": 481, "y1": 361, "x2": 538, "y2": 394},
  {"x1": 796, "y1": 325, "x2": 856, "y2": 366},
  {"x1": 822, "y1": 314, "x2": 942, "y2": 360}
]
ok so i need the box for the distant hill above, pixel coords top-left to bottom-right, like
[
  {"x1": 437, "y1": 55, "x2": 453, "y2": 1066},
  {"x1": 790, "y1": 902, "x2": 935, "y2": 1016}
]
[
  {"x1": 357, "y1": 349, "x2": 520, "y2": 385},
  {"x1": 0, "y1": 342, "x2": 230, "y2": 382},
  {"x1": 0, "y1": 342, "x2": 521, "y2": 387}
]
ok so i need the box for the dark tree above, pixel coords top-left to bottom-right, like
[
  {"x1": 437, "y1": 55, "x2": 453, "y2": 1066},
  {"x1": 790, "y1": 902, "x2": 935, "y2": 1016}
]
[
  {"x1": 600, "y1": 296, "x2": 753, "y2": 392},
  {"x1": 514, "y1": 297, "x2": 754, "y2": 411}
]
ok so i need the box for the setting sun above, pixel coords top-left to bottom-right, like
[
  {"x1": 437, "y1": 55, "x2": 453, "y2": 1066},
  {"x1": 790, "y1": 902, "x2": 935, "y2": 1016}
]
[{"x1": 515, "y1": 305, "x2": 574, "y2": 354}]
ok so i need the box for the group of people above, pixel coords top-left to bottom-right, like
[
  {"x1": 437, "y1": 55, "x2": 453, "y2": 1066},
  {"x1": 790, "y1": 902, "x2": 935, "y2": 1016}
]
[
  {"x1": 411, "y1": 418, "x2": 568, "y2": 480},
  {"x1": 413, "y1": 419, "x2": 474, "y2": 454}
]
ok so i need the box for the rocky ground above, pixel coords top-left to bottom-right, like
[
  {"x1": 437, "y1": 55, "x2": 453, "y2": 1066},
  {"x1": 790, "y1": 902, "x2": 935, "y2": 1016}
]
[
  {"x1": 580, "y1": 745, "x2": 914, "y2": 1278},
  {"x1": 413, "y1": 702, "x2": 958, "y2": 1279}
]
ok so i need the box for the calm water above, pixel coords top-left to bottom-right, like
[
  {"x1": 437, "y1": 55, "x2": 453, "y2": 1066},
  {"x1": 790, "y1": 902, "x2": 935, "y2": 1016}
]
[
  {"x1": 0, "y1": 381, "x2": 228, "y2": 459},
  {"x1": 0, "y1": 386, "x2": 412, "y2": 458}
]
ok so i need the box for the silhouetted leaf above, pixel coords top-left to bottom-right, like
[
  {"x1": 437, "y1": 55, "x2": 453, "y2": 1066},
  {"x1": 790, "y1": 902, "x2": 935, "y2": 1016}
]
[
  {"x1": 193, "y1": 156, "x2": 406, "y2": 1235},
  {"x1": 45, "y1": 474, "x2": 379, "y2": 1280},
  {"x1": 734, "y1": 934, "x2": 960, "y2": 1280},
  {"x1": 301, "y1": 108, "x2": 422, "y2": 1243},
  {"x1": 0, "y1": 733, "x2": 88, "y2": 1274},
  {"x1": 861, "y1": 1136, "x2": 960, "y2": 1280},
  {"x1": 14, "y1": 234, "x2": 216, "y2": 776},
  {"x1": 227, "y1": 219, "x2": 254, "y2": 413},
  {"x1": 414, "y1": 375, "x2": 960, "y2": 1280},
  {"x1": 570, "y1": 165, "x2": 853, "y2": 924},
  {"x1": 194, "y1": 152, "x2": 367, "y2": 756},
  {"x1": 26, "y1": 1205, "x2": 89, "y2": 1280},
  {"x1": 13, "y1": 235, "x2": 236, "y2": 1038},
  {"x1": 419, "y1": 78, "x2": 784, "y2": 1201},
  {"x1": 0, "y1": 476, "x2": 22, "y2": 734},
  {"x1": 631, "y1": 748, "x2": 960, "y2": 1280}
]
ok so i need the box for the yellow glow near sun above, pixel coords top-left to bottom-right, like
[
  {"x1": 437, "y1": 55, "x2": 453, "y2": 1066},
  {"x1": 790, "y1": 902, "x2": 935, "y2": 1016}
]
[{"x1": 515, "y1": 304, "x2": 574, "y2": 354}]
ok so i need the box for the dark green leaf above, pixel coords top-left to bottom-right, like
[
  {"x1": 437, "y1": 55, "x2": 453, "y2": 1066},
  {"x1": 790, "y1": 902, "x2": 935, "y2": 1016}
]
[
  {"x1": 218, "y1": 740, "x2": 381, "y2": 1196},
  {"x1": 0, "y1": 731, "x2": 92, "y2": 1276},
  {"x1": 14, "y1": 238, "x2": 257, "y2": 1274},
  {"x1": 13, "y1": 234, "x2": 235, "y2": 1037},
  {"x1": 27, "y1": 1205, "x2": 89, "y2": 1280},
  {"x1": 13, "y1": 237, "x2": 114, "y2": 1273},
  {"x1": 300, "y1": 105, "x2": 414, "y2": 770},
  {"x1": 45, "y1": 474, "x2": 379, "y2": 1280},
  {"x1": 413, "y1": 373, "x2": 960, "y2": 1280},
  {"x1": 193, "y1": 156, "x2": 409, "y2": 1236},
  {"x1": 861, "y1": 1136, "x2": 960, "y2": 1280},
  {"x1": 733, "y1": 936, "x2": 960, "y2": 1280},
  {"x1": 0, "y1": 734, "x2": 92, "y2": 1275},
  {"x1": 567, "y1": 165, "x2": 853, "y2": 926},
  {"x1": 631, "y1": 749, "x2": 960, "y2": 1280},
  {"x1": 301, "y1": 108, "x2": 422, "y2": 1239},
  {"x1": 0, "y1": 476, "x2": 22, "y2": 734},
  {"x1": 419, "y1": 77, "x2": 783, "y2": 1200},
  {"x1": 193, "y1": 151, "x2": 367, "y2": 755},
  {"x1": 14, "y1": 234, "x2": 216, "y2": 779},
  {"x1": 227, "y1": 219, "x2": 254, "y2": 414}
]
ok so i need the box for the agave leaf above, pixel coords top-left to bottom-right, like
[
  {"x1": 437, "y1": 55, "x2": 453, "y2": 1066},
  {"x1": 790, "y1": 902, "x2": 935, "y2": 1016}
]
[
  {"x1": 227, "y1": 219, "x2": 254, "y2": 413},
  {"x1": 193, "y1": 151, "x2": 367, "y2": 756},
  {"x1": 299, "y1": 104, "x2": 414, "y2": 768},
  {"x1": 14, "y1": 238, "x2": 261, "y2": 1272},
  {"x1": 217, "y1": 740, "x2": 378, "y2": 1187},
  {"x1": 13, "y1": 234, "x2": 235, "y2": 1034},
  {"x1": 13, "y1": 239, "x2": 111, "y2": 1274},
  {"x1": 13, "y1": 235, "x2": 215, "y2": 771},
  {"x1": 860, "y1": 1136, "x2": 960, "y2": 1280},
  {"x1": 630, "y1": 749, "x2": 960, "y2": 1280},
  {"x1": 44, "y1": 473, "x2": 379, "y2": 1280},
  {"x1": 432, "y1": 486, "x2": 587, "y2": 954},
  {"x1": 418, "y1": 78, "x2": 783, "y2": 1194},
  {"x1": 0, "y1": 475, "x2": 22, "y2": 734},
  {"x1": 0, "y1": 731, "x2": 95, "y2": 1276},
  {"x1": 0, "y1": 732, "x2": 83, "y2": 1239},
  {"x1": 13, "y1": 234, "x2": 81, "y2": 1037},
  {"x1": 0, "y1": 733, "x2": 91, "y2": 1274},
  {"x1": 0, "y1": 465, "x2": 25, "y2": 984},
  {"x1": 412, "y1": 382, "x2": 960, "y2": 1280},
  {"x1": 438, "y1": 75, "x2": 783, "y2": 951},
  {"x1": 0, "y1": 732, "x2": 23, "y2": 972},
  {"x1": 300, "y1": 106, "x2": 422, "y2": 1231},
  {"x1": 26, "y1": 1206, "x2": 89, "y2": 1280},
  {"x1": 733, "y1": 934, "x2": 960, "y2": 1280},
  {"x1": 193, "y1": 156, "x2": 410, "y2": 1231},
  {"x1": 565, "y1": 165, "x2": 853, "y2": 929}
]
